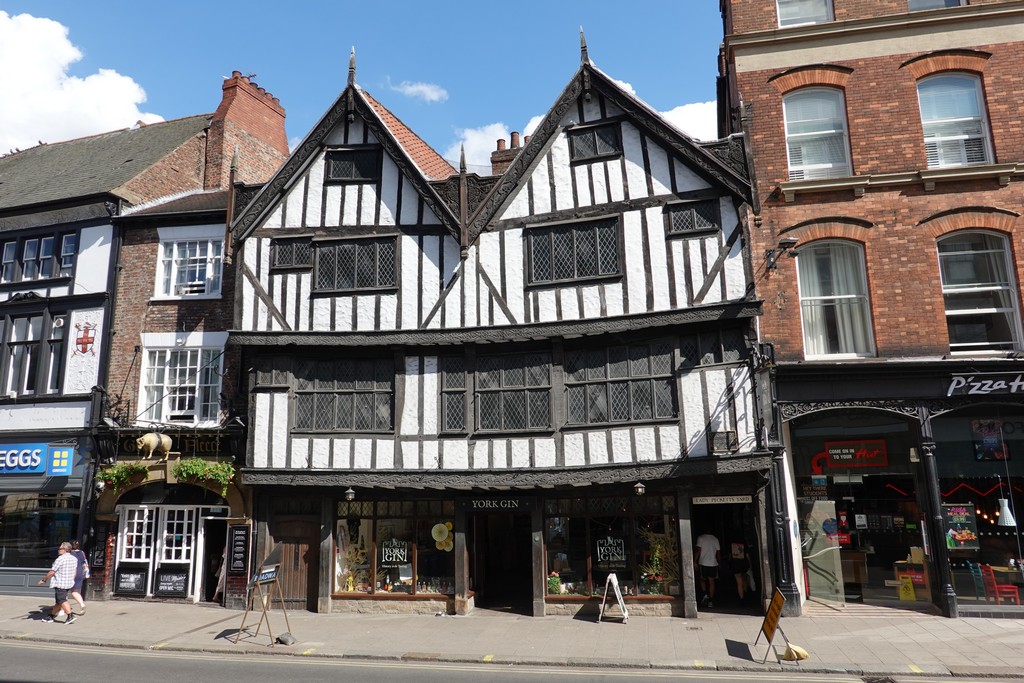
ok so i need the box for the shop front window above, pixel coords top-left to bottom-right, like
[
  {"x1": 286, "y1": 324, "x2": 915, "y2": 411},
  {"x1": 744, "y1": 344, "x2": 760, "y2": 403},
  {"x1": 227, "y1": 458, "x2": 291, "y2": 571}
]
[
  {"x1": 544, "y1": 494, "x2": 678, "y2": 598},
  {"x1": 790, "y1": 410, "x2": 924, "y2": 606},
  {"x1": 934, "y1": 409, "x2": 1024, "y2": 603},
  {"x1": 0, "y1": 493, "x2": 79, "y2": 568},
  {"x1": 335, "y1": 499, "x2": 455, "y2": 596}
]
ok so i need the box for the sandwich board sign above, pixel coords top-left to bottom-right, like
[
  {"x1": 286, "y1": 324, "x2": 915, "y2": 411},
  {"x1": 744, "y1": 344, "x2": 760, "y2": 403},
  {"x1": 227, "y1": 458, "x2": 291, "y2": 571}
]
[
  {"x1": 598, "y1": 572, "x2": 628, "y2": 623},
  {"x1": 753, "y1": 587, "x2": 797, "y2": 665}
]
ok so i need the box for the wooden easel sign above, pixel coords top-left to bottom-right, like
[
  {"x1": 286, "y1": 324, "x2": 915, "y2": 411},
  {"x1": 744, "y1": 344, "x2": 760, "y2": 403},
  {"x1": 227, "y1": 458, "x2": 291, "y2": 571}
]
[
  {"x1": 753, "y1": 587, "x2": 794, "y2": 665},
  {"x1": 598, "y1": 573, "x2": 629, "y2": 623},
  {"x1": 233, "y1": 563, "x2": 292, "y2": 647}
]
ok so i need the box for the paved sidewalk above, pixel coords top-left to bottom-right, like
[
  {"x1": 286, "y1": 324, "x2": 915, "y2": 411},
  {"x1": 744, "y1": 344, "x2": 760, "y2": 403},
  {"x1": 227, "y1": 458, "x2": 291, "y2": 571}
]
[{"x1": 3, "y1": 594, "x2": 1024, "y2": 678}]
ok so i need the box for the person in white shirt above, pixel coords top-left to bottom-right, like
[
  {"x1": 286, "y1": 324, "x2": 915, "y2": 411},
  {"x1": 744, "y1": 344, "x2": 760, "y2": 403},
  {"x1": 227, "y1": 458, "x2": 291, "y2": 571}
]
[
  {"x1": 37, "y1": 541, "x2": 78, "y2": 624},
  {"x1": 694, "y1": 532, "x2": 721, "y2": 607}
]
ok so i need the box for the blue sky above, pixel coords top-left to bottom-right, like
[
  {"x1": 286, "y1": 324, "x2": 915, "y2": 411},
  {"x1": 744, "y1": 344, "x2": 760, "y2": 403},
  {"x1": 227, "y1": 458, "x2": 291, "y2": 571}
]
[{"x1": 0, "y1": 2, "x2": 725, "y2": 172}]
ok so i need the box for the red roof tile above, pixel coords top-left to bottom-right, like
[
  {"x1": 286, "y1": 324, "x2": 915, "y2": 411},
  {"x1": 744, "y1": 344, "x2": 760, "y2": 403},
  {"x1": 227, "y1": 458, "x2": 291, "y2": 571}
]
[{"x1": 361, "y1": 90, "x2": 456, "y2": 181}]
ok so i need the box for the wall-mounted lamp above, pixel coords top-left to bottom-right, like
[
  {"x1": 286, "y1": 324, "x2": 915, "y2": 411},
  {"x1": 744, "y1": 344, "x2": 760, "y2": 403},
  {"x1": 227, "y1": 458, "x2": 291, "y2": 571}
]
[
  {"x1": 764, "y1": 237, "x2": 799, "y2": 271},
  {"x1": 344, "y1": 487, "x2": 356, "y2": 502},
  {"x1": 634, "y1": 481, "x2": 646, "y2": 497}
]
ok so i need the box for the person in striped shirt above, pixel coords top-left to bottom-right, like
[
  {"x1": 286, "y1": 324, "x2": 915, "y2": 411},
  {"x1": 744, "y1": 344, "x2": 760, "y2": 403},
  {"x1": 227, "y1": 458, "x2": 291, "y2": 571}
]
[{"x1": 37, "y1": 541, "x2": 78, "y2": 624}]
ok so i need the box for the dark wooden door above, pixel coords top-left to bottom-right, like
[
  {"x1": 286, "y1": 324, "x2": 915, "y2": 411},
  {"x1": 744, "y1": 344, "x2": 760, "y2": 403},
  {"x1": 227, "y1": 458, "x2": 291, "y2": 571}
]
[{"x1": 268, "y1": 518, "x2": 319, "y2": 611}]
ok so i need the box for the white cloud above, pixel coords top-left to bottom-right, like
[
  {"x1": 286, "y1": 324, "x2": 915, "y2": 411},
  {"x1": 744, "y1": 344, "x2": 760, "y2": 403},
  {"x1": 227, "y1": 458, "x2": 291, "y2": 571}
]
[
  {"x1": 442, "y1": 122, "x2": 509, "y2": 173},
  {"x1": 661, "y1": 100, "x2": 719, "y2": 142},
  {"x1": 0, "y1": 11, "x2": 162, "y2": 153},
  {"x1": 387, "y1": 77, "x2": 448, "y2": 103}
]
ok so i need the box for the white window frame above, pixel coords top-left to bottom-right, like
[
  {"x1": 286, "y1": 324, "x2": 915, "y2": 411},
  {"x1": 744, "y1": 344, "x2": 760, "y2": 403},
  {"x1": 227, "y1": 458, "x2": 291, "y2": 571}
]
[
  {"x1": 783, "y1": 88, "x2": 852, "y2": 180},
  {"x1": 937, "y1": 231, "x2": 1022, "y2": 355},
  {"x1": 155, "y1": 238, "x2": 223, "y2": 298},
  {"x1": 796, "y1": 240, "x2": 876, "y2": 359},
  {"x1": 138, "y1": 332, "x2": 227, "y2": 427},
  {"x1": 917, "y1": 73, "x2": 993, "y2": 169},
  {"x1": 777, "y1": 0, "x2": 833, "y2": 27},
  {"x1": 908, "y1": 0, "x2": 964, "y2": 10}
]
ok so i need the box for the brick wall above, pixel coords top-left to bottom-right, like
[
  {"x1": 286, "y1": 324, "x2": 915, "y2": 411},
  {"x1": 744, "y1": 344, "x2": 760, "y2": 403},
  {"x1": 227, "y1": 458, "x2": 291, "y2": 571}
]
[
  {"x1": 730, "y1": 13, "x2": 1024, "y2": 362},
  {"x1": 724, "y1": 0, "x2": 1009, "y2": 35}
]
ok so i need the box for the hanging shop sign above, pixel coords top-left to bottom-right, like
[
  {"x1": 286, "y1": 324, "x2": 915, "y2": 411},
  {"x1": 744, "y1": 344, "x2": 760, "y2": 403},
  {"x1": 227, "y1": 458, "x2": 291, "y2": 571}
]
[
  {"x1": 0, "y1": 443, "x2": 73, "y2": 476},
  {"x1": 825, "y1": 440, "x2": 888, "y2": 468},
  {"x1": 948, "y1": 373, "x2": 1024, "y2": 396},
  {"x1": 116, "y1": 432, "x2": 225, "y2": 459},
  {"x1": 941, "y1": 504, "x2": 980, "y2": 550}
]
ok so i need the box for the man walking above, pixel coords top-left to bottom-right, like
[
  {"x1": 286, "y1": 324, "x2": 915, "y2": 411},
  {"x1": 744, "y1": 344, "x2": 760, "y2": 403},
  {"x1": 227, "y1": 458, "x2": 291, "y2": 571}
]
[
  {"x1": 694, "y1": 531, "x2": 720, "y2": 608},
  {"x1": 37, "y1": 541, "x2": 78, "y2": 624}
]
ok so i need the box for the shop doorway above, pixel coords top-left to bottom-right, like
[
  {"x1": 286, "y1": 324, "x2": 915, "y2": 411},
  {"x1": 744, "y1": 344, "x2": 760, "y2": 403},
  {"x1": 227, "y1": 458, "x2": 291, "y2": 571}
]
[
  {"x1": 691, "y1": 501, "x2": 761, "y2": 612},
  {"x1": 201, "y1": 518, "x2": 226, "y2": 602},
  {"x1": 470, "y1": 512, "x2": 532, "y2": 613},
  {"x1": 268, "y1": 517, "x2": 319, "y2": 612}
]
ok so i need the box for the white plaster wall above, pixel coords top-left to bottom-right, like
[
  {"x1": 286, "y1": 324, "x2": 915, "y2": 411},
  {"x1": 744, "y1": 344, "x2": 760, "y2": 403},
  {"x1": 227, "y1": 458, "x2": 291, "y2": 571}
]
[
  {"x1": 0, "y1": 402, "x2": 89, "y2": 431},
  {"x1": 64, "y1": 308, "x2": 104, "y2": 394},
  {"x1": 73, "y1": 225, "x2": 112, "y2": 296}
]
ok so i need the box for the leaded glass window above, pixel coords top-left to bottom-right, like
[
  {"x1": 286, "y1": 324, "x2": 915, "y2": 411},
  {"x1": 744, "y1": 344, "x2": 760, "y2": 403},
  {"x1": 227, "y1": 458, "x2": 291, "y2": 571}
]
[
  {"x1": 564, "y1": 342, "x2": 676, "y2": 425},
  {"x1": 294, "y1": 358, "x2": 394, "y2": 432},
  {"x1": 476, "y1": 353, "x2": 551, "y2": 432},
  {"x1": 441, "y1": 356, "x2": 467, "y2": 432},
  {"x1": 528, "y1": 221, "x2": 619, "y2": 285},
  {"x1": 666, "y1": 200, "x2": 720, "y2": 236},
  {"x1": 315, "y1": 238, "x2": 397, "y2": 292},
  {"x1": 568, "y1": 123, "x2": 621, "y2": 161},
  {"x1": 272, "y1": 239, "x2": 313, "y2": 268},
  {"x1": 325, "y1": 148, "x2": 380, "y2": 182}
]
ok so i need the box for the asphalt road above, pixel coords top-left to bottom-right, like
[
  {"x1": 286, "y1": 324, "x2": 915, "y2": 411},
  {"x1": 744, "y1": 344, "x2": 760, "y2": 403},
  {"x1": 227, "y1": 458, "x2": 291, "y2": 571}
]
[{"x1": 0, "y1": 640, "x2": 866, "y2": 683}]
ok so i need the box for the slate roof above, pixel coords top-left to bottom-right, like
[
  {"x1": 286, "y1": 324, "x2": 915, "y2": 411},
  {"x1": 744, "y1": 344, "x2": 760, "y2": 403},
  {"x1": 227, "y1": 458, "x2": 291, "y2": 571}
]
[
  {"x1": 119, "y1": 189, "x2": 229, "y2": 218},
  {"x1": 0, "y1": 115, "x2": 211, "y2": 212}
]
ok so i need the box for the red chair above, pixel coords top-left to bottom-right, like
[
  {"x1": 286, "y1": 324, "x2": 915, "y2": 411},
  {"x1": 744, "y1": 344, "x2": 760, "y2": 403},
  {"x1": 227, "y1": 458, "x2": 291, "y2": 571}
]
[{"x1": 981, "y1": 564, "x2": 1020, "y2": 605}]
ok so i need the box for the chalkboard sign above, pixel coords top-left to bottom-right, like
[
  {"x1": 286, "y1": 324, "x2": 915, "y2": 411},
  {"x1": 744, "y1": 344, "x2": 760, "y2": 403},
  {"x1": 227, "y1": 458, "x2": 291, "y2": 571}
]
[
  {"x1": 942, "y1": 504, "x2": 980, "y2": 550},
  {"x1": 116, "y1": 567, "x2": 147, "y2": 595},
  {"x1": 228, "y1": 525, "x2": 250, "y2": 575},
  {"x1": 248, "y1": 563, "x2": 279, "y2": 588},
  {"x1": 155, "y1": 568, "x2": 189, "y2": 596}
]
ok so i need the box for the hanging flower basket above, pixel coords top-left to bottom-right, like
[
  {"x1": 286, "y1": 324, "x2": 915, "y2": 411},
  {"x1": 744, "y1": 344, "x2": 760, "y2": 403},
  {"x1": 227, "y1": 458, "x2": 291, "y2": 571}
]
[
  {"x1": 171, "y1": 458, "x2": 235, "y2": 496},
  {"x1": 97, "y1": 462, "x2": 149, "y2": 492}
]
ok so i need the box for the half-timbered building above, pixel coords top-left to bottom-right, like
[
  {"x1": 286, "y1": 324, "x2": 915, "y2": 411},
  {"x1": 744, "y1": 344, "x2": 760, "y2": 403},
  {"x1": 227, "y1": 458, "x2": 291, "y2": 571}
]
[{"x1": 231, "y1": 46, "x2": 766, "y2": 617}]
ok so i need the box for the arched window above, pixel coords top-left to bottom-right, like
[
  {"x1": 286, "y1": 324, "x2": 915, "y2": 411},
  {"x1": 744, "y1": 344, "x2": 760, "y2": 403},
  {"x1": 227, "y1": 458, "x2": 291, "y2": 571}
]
[
  {"x1": 937, "y1": 231, "x2": 1021, "y2": 353},
  {"x1": 783, "y1": 88, "x2": 851, "y2": 180},
  {"x1": 796, "y1": 241, "x2": 875, "y2": 358},
  {"x1": 917, "y1": 74, "x2": 992, "y2": 168},
  {"x1": 777, "y1": 0, "x2": 833, "y2": 27}
]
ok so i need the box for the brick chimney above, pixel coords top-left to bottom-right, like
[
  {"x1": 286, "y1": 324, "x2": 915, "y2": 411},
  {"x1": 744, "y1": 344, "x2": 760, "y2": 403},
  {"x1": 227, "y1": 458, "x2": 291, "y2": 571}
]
[
  {"x1": 204, "y1": 71, "x2": 289, "y2": 190},
  {"x1": 490, "y1": 131, "x2": 525, "y2": 176}
]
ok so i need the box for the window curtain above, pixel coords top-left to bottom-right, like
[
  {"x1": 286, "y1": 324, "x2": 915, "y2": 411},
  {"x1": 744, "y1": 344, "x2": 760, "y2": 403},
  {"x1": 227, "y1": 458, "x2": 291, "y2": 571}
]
[
  {"x1": 799, "y1": 242, "x2": 873, "y2": 356},
  {"x1": 778, "y1": 0, "x2": 831, "y2": 26}
]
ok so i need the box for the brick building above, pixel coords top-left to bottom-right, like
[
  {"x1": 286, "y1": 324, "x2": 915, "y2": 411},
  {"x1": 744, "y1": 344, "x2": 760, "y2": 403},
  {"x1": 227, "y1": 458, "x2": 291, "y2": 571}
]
[
  {"x1": 89, "y1": 73, "x2": 288, "y2": 607},
  {"x1": 720, "y1": 0, "x2": 1024, "y2": 616},
  {"x1": 0, "y1": 72, "x2": 289, "y2": 606}
]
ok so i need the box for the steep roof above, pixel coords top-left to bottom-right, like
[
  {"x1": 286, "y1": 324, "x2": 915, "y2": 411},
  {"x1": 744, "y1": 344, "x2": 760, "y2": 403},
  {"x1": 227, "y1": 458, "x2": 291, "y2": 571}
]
[
  {"x1": 118, "y1": 189, "x2": 229, "y2": 218},
  {"x1": 0, "y1": 115, "x2": 211, "y2": 212},
  {"x1": 233, "y1": 85, "x2": 460, "y2": 242},
  {"x1": 464, "y1": 61, "x2": 753, "y2": 243}
]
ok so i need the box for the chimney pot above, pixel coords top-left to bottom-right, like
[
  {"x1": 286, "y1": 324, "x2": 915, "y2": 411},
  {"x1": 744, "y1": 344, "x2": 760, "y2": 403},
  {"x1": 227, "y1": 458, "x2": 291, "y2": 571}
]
[
  {"x1": 511, "y1": 131, "x2": 520, "y2": 148},
  {"x1": 524, "y1": 135, "x2": 531, "y2": 145},
  {"x1": 232, "y1": 70, "x2": 242, "y2": 78},
  {"x1": 497, "y1": 139, "x2": 506, "y2": 151}
]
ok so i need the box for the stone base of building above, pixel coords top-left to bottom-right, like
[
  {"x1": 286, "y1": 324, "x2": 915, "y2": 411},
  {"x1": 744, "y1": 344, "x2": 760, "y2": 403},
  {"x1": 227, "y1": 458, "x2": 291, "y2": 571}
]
[
  {"x1": 544, "y1": 597, "x2": 683, "y2": 617},
  {"x1": 331, "y1": 597, "x2": 453, "y2": 614}
]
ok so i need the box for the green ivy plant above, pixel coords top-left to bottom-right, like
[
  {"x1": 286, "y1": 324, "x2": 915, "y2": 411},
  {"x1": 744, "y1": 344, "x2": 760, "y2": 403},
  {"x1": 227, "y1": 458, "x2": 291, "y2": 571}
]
[
  {"x1": 98, "y1": 462, "x2": 150, "y2": 492},
  {"x1": 171, "y1": 458, "x2": 235, "y2": 496}
]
